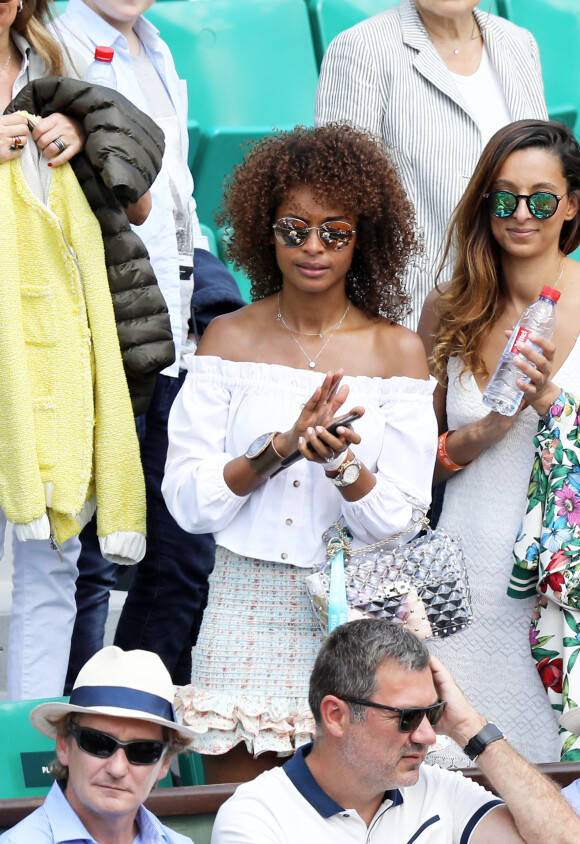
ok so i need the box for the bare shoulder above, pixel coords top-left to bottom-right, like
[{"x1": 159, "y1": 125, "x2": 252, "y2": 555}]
[
  {"x1": 196, "y1": 300, "x2": 269, "y2": 360},
  {"x1": 374, "y1": 320, "x2": 430, "y2": 379}
]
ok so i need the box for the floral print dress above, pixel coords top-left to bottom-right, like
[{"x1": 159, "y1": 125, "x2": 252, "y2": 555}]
[{"x1": 511, "y1": 391, "x2": 580, "y2": 760}]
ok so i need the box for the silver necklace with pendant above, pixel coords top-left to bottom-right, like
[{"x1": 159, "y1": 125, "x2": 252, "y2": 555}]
[{"x1": 276, "y1": 295, "x2": 350, "y2": 368}]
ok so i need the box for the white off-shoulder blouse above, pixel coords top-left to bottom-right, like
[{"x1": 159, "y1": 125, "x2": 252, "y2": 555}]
[{"x1": 162, "y1": 356, "x2": 437, "y2": 568}]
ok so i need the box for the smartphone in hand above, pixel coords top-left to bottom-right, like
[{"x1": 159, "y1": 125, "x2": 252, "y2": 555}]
[{"x1": 280, "y1": 411, "x2": 361, "y2": 469}]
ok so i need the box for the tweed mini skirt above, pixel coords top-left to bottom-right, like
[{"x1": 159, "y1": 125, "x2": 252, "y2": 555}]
[{"x1": 175, "y1": 545, "x2": 323, "y2": 756}]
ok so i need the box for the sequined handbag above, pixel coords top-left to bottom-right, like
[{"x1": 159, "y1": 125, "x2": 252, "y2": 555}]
[{"x1": 305, "y1": 520, "x2": 472, "y2": 638}]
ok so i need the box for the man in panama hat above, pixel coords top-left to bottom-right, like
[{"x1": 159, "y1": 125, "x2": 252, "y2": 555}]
[{"x1": 0, "y1": 646, "x2": 197, "y2": 844}]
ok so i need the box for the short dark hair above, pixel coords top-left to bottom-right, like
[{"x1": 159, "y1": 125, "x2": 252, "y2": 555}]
[
  {"x1": 308, "y1": 619, "x2": 430, "y2": 727},
  {"x1": 216, "y1": 124, "x2": 418, "y2": 322}
]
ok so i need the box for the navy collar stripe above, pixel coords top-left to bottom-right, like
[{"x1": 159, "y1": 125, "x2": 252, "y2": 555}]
[
  {"x1": 69, "y1": 686, "x2": 177, "y2": 722},
  {"x1": 283, "y1": 743, "x2": 403, "y2": 818},
  {"x1": 460, "y1": 800, "x2": 503, "y2": 844}
]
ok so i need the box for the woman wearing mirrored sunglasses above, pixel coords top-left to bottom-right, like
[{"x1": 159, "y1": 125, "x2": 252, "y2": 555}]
[
  {"x1": 418, "y1": 119, "x2": 580, "y2": 768},
  {"x1": 163, "y1": 124, "x2": 438, "y2": 784},
  {"x1": 316, "y1": 0, "x2": 548, "y2": 329}
]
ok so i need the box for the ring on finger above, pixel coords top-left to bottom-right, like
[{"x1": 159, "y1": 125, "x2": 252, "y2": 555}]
[
  {"x1": 9, "y1": 136, "x2": 23, "y2": 151},
  {"x1": 53, "y1": 136, "x2": 67, "y2": 153},
  {"x1": 324, "y1": 450, "x2": 336, "y2": 463}
]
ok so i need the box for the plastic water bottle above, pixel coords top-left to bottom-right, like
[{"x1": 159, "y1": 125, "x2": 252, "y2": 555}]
[
  {"x1": 82, "y1": 46, "x2": 117, "y2": 88},
  {"x1": 482, "y1": 286, "x2": 561, "y2": 416}
]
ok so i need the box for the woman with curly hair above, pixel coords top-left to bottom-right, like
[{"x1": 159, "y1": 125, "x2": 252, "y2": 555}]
[
  {"x1": 162, "y1": 124, "x2": 437, "y2": 782},
  {"x1": 418, "y1": 119, "x2": 580, "y2": 766}
]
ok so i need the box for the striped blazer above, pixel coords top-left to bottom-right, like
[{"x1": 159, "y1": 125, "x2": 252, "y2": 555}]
[{"x1": 315, "y1": 0, "x2": 548, "y2": 327}]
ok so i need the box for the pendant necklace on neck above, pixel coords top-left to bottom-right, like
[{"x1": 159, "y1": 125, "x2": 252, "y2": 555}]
[
  {"x1": 276, "y1": 293, "x2": 350, "y2": 368},
  {"x1": 425, "y1": 12, "x2": 481, "y2": 55}
]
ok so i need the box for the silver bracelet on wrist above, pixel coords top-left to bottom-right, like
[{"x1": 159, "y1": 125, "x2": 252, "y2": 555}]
[{"x1": 323, "y1": 450, "x2": 350, "y2": 472}]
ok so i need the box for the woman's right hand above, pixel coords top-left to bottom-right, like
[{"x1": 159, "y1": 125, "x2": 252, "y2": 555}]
[
  {"x1": 274, "y1": 370, "x2": 350, "y2": 459},
  {"x1": 436, "y1": 331, "x2": 558, "y2": 482},
  {"x1": 224, "y1": 370, "x2": 355, "y2": 496},
  {"x1": 474, "y1": 406, "x2": 523, "y2": 448},
  {"x1": 435, "y1": 404, "x2": 522, "y2": 484},
  {"x1": 0, "y1": 113, "x2": 29, "y2": 165}
]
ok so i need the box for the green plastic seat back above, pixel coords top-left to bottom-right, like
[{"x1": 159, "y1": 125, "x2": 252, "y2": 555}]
[
  {"x1": 145, "y1": 0, "x2": 319, "y2": 227},
  {"x1": 0, "y1": 697, "x2": 68, "y2": 798},
  {"x1": 51, "y1": 0, "x2": 68, "y2": 16},
  {"x1": 177, "y1": 751, "x2": 205, "y2": 786},
  {"x1": 308, "y1": 0, "x2": 399, "y2": 63},
  {"x1": 146, "y1": 0, "x2": 317, "y2": 130},
  {"x1": 501, "y1": 0, "x2": 579, "y2": 130}
]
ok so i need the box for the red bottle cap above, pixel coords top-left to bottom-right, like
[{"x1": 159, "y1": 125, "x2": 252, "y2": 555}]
[
  {"x1": 94, "y1": 46, "x2": 114, "y2": 62},
  {"x1": 540, "y1": 286, "x2": 561, "y2": 302}
]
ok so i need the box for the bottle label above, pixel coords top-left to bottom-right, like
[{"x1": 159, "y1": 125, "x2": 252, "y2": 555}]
[{"x1": 510, "y1": 327, "x2": 531, "y2": 354}]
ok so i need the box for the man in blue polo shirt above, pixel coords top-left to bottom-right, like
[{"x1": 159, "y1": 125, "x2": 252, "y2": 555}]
[
  {"x1": 0, "y1": 647, "x2": 197, "y2": 844},
  {"x1": 213, "y1": 619, "x2": 580, "y2": 843}
]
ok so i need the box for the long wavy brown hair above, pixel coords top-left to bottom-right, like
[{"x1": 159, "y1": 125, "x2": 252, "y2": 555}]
[
  {"x1": 216, "y1": 124, "x2": 419, "y2": 322},
  {"x1": 432, "y1": 120, "x2": 580, "y2": 385},
  {"x1": 13, "y1": 0, "x2": 69, "y2": 76}
]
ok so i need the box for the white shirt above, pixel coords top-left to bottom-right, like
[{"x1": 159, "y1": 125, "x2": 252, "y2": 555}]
[
  {"x1": 162, "y1": 356, "x2": 437, "y2": 567},
  {"x1": 51, "y1": 0, "x2": 209, "y2": 374},
  {"x1": 11, "y1": 30, "x2": 83, "y2": 93},
  {"x1": 449, "y1": 46, "x2": 512, "y2": 147},
  {"x1": 211, "y1": 743, "x2": 503, "y2": 843}
]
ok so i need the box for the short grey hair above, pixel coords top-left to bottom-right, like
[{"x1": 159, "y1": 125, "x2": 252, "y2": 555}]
[{"x1": 308, "y1": 619, "x2": 430, "y2": 727}]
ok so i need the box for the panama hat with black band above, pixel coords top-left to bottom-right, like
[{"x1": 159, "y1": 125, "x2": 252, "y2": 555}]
[{"x1": 30, "y1": 646, "x2": 196, "y2": 741}]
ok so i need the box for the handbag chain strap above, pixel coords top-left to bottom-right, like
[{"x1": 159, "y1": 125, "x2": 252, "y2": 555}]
[{"x1": 325, "y1": 513, "x2": 430, "y2": 560}]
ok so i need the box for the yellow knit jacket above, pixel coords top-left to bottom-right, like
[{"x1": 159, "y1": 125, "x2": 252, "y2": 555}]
[{"x1": 0, "y1": 131, "x2": 146, "y2": 564}]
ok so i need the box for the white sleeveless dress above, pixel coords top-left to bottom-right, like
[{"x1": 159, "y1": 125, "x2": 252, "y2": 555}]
[{"x1": 428, "y1": 341, "x2": 580, "y2": 767}]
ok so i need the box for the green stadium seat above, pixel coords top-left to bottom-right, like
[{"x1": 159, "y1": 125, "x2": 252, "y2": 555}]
[
  {"x1": 0, "y1": 697, "x2": 69, "y2": 799},
  {"x1": 51, "y1": 0, "x2": 68, "y2": 15},
  {"x1": 308, "y1": 0, "x2": 399, "y2": 65},
  {"x1": 199, "y1": 223, "x2": 218, "y2": 258},
  {"x1": 216, "y1": 226, "x2": 252, "y2": 304},
  {"x1": 501, "y1": 0, "x2": 579, "y2": 131},
  {"x1": 177, "y1": 752, "x2": 205, "y2": 786},
  {"x1": 309, "y1": 0, "x2": 500, "y2": 67},
  {"x1": 187, "y1": 119, "x2": 201, "y2": 171},
  {"x1": 145, "y1": 0, "x2": 319, "y2": 227}
]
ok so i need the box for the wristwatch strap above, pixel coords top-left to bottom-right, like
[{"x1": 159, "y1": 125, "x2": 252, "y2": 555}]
[{"x1": 463, "y1": 723, "x2": 504, "y2": 760}]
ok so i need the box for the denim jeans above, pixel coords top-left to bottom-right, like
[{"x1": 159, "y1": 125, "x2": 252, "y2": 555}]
[{"x1": 65, "y1": 372, "x2": 216, "y2": 690}]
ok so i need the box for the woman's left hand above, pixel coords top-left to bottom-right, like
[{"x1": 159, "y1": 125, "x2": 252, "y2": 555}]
[
  {"x1": 513, "y1": 332, "x2": 560, "y2": 416},
  {"x1": 31, "y1": 114, "x2": 86, "y2": 165},
  {"x1": 298, "y1": 406, "x2": 364, "y2": 464}
]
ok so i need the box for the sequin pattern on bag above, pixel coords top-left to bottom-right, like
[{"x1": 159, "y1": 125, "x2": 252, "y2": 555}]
[{"x1": 305, "y1": 523, "x2": 472, "y2": 639}]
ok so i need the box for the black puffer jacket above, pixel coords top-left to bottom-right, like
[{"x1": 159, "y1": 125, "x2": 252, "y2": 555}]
[{"x1": 8, "y1": 76, "x2": 176, "y2": 415}]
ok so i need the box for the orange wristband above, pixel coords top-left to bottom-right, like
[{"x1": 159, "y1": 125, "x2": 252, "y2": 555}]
[{"x1": 437, "y1": 431, "x2": 468, "y2": 472}]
